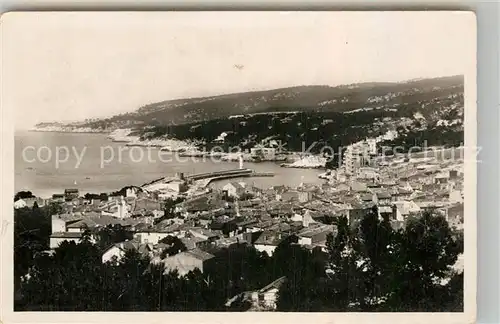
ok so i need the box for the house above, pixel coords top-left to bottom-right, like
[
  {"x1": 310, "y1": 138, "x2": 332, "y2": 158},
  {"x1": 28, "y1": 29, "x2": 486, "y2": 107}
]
[
  {"x1": 64, "y1": 214, "x2": 124, "y2": 233},
  {"x1": 213, "y1": 131, "x2": 229, "y2": 143},
  {"x1": 101, "y1": 240, "x2": 152, "y2": 264},
  {"x1": 179, "y1": 193, "x2": 226, "y2": 214},
  {"x1": 392, "y1": 188, "x2": 413, "y2": 201},
  {"x1": 301, "y1": 209, "x2": 317, "y2": 227},
  {"x1": 253, "y1": 231, "x2": 286, "y2": 256},
  {"x1": 161, "y1": 248, "x2": 215, "y2": 276},
  {"x1": 64, "y1": 189, "x2": 79, "y2": 201},
  {"x1": 14, "y1": 199, "x2": 28, "y2": 209},
  {"x1": 277, "y1": 191, "x2": 299, "y2": 202},
  {"x1": 392, "y1": 201, "x2": 421, "y2": 221},
  {"x1": 134, "y1": 223, "x2": 186, "y2": 244},
  {"x1": 378, "y1": 205, "x2": 393, "y2": 220},
  {"x1": 350, "y1": 181, "x2": 368, "y2": 193},
  {"x1": 223, "y1": 182, "x2": 247, "y2": 199},
  {"x1": 249, "y1": 276, "x2": 287, "y2": 310},
  {"x1": 188, "y1": 228, "x2": 220, "y2": 242},
  {"x1": 360, "y1": 193, "x2": 375, "y2": 203},
  {"x1": 449, "y1": 169, "x2": 459, "y2": 180},
  {"x1": 51, "y1": 193, "x2": 65, "y2": 203},
  {"x1": 14, "y1": 197, "x2": 46, "y2": 209},
  {"x1": 347, "y1": 205, "x2": 373, "y2": 227},
  {"x1": 357, "y1": 167, "x2": 380, "y2": 181},
  {"x1": 390, "y1": 220, "x2": 405, "y2": 231},
  {"x1": 376, "y1": 191, "x2": 392, "y2": 205},
  {"x1": 49, "y1": 232, "x2": 85, "y2": 249},
  {"x1": 242, "y1": 230, "x2": 265, "y2": 245},
  {"x1": 56, "y1": 213, "x2": 128, "y2": 236},
  {"x1": 215, "y1": 236, "x2": 247, "y2": 249},
  {"x1": 449, "y1": 189, "x2": 463, "y2": 204},
  {"x1": 99, "y1": 196, "x2": 132, "y2": 219},
  {"x1": 180, "y1": 236, "x2": 209, "y2": 250},
  {"x1": 333, "y1": 182, "x2": 350, "y2": 192},
  {"x1": 434, "y1": 173, "x2": 449, "y2": 184},
  {"x1": 297, "y1": 190, "x2": 313, "y2": 203},
  {"x1": 133, "y1": 197, "x2": 162, "y2": 216},
  {"x1": 250, "y1": 146, "x2": 277, "y2": 161},
  {"x1": 236, "y1": 219, "x2": 259, "y2": 233},
  {"x1": 297, "y1": 224, "x2": 335, "y2": 246},
  {"x1": 225, "y1": 276, "x2": 287, "y2": 310},
  {"x1": 164, "y1": 179, "x2": 188, "y2": 193},
  {"x1": 443, "y1": 203, "x2": 464, "y2": 228},
  {"x1": 210, "y1": 217, "x2": 238, "y2": 236},
  {"x1": 90, "y1": 197, "x2": 103, "y2": 207},
  {"x1": 51, "y1": 213, "x2": 84, "y2": 233}
]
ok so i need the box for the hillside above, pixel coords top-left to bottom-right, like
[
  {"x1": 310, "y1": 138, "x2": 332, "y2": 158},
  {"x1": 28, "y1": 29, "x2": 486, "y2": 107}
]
[{"x1": 35, "y1": 75, "x2": 463, "y2": 130}]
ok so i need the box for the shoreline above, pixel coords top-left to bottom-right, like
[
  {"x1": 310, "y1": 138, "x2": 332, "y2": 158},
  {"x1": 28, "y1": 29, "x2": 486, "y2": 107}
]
[
  {"x1": 28, "y1": 129, "x2": 110, "y2": 134},
  {"x1": 24, "y1": 128, "x2": 330, "y2": 170}
]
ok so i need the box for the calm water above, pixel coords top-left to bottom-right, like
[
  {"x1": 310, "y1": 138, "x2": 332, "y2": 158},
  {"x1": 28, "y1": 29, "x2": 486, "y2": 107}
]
[{"x1": 15, "y1": 131, "x2": 324, "y2": 198}]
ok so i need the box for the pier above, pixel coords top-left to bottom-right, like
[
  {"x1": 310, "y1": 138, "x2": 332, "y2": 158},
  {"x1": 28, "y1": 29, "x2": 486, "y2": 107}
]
[
  {"x1": 143, "y1": 168, "x2": 275, "y2": 190},
  {"x1": 194, "y1": 171, "x2": 274, "y2": 187},
  {"x1": 186, "y1": 168, "x2": 254, "y2": 181},
  {"x1": 187, "y1": 169, "x2": 274, "y2": 188}
]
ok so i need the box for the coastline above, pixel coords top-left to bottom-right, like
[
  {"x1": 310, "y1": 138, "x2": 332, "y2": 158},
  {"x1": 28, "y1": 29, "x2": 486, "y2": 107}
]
[
  {"x1": 26, "y1": 127, "x2": 329, "y2": 170},
  {"x1": 29, "y1": 129, "x2": 110, "y2": 134}
]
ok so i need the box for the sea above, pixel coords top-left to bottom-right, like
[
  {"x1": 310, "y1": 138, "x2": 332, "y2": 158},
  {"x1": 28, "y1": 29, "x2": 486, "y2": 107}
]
[{"x1": 15, "y1": 131, "x2": 324, "y2": 198}]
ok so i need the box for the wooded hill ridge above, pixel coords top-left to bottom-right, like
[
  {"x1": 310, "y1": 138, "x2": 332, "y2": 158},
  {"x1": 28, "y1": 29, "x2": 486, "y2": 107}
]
[{"x1": 35, "y1": 75, "x2": 464, "y2": 130}]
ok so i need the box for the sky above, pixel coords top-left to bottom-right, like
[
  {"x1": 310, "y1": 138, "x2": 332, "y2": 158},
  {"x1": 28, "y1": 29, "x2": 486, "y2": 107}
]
[{"x1": 1, "y1": 11, "x2": 475, "y2": 129}]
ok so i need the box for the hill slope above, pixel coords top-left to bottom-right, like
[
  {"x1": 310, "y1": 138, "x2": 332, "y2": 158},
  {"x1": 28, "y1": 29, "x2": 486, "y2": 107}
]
[{"x1": 38, "y1": 75, "x2": 463, "y2": 130}]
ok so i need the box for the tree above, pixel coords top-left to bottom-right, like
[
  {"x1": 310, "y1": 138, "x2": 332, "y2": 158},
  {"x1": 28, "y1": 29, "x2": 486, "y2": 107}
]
[
  {"x1": 154, "y1": 197, "x2": 185, "y2": 224},
  {"x1": 14, "y1": 191, "x2": 35, "y2": 201},
  {"x1": 96, "y1": 224, "x2": 133, "y2": 251},
  {"x1": 159, "y1": 236, "x2": 187, "y2": 258},
  {"x1": 14, "y1": 204, "x2": 52, "y2": 286},
  {"x1": 20, "y1": 240, "x2": 103, "y2": 310},
  {"x1": 278, "y1": 210, "x2": 464, "y2": 312},
  {"x1": 382, "y1": 212, "x2": 463, "y2": 311},
  {"x1": 274, "y1": 236, "x2": 328, "y2": 311},
  {"x1": 322, "y1": 215, "x2": 367, "y2": 310}
]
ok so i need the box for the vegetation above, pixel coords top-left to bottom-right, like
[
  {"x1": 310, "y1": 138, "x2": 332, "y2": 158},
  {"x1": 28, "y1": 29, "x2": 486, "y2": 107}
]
[
  {"x1": 83, "y1": 193, "x2": 109, "y2": 201},
  {"x1": 153, "y1": 197, "x2": 185, "y2": 224},
  {"x1": 379, "y1": 125, "x2": 464, "y2": 155},
  {"x1": 277, "y1": 208, "x2": 464, "y2": 312},
  {"x1": 95, "y1": 224, "x2": 134, "y2": 251},
  {"x1": 133, "y1": 85, "x2": 464, "y2": 162},
  {"x1": 76, "y1": 75, "x2": 463, "y2": 127},
  {"x1": 159, "y1": 236, "x2": 188, "y2": 258},
  {"x1": 14, "y1": 191, "x2": 36, "y2": 201},
  {"x1": 14, "y1": 199, "x2": 463, "y2": 312}
]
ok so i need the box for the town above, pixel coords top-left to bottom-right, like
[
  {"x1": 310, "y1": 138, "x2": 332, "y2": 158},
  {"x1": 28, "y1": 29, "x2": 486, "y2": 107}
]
[{"x1": 14, "y1": 138, "x2": 465, "y2": 311}]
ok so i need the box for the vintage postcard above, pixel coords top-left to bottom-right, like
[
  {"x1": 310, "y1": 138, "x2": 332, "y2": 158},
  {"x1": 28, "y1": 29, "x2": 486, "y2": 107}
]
[{"x1": 1, "y1": 11, "x2": 476, "y2": 324}]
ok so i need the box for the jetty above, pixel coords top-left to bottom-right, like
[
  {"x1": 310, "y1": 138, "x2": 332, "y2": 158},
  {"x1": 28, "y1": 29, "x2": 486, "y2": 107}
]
[{"x1": 142, "y1": 168, "x2": 275, "y2": 190}]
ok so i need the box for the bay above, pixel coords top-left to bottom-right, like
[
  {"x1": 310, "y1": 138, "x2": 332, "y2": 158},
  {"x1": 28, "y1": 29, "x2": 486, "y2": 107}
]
[{"x1": 15, "y1": 131, "x2": 324, "y2": 198}]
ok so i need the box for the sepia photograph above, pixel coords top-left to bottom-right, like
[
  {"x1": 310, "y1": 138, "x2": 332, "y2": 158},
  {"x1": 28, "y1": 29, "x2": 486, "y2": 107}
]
[{"x1": 1, "y1": 10, "x2": 476, "y2": 323}]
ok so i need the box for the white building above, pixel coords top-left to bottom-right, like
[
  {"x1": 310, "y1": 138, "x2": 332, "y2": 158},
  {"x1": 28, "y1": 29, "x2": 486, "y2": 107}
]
[
  {"x1": 214, "y1": 132, "x2": 229, "y2": 143},
  {"x1": 250, "y1": 277, "x2": 287, "y2": 310},
  {"x1": 342, "y1": 138, "x2": 380, "y2": 175},
  {"x1": 222, "y1": 182, "x2": 247, "y2": 199},
  {"x1": 250, "y1": 145, "x2": 277, "y2": 161},
  {"x1": 100, "y1": 196, "x2": 131, "y2": 219},
  {"x1": 14, "y1": 199, "x2": 27, "y2": 209},
  {"x1": 392, "y1": 201, "x2": 421, "y2": 221}
]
